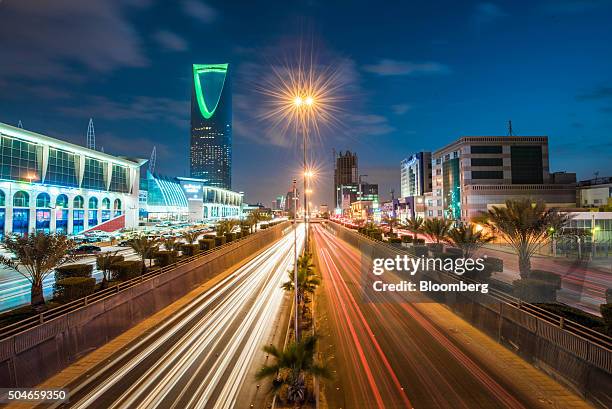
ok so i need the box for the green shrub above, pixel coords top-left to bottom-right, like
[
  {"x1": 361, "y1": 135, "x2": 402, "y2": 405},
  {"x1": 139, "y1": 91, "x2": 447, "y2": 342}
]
[
  {"x1": 529, "y1": 270, "x2": 561, "y2": 289},
  {"x1": 96, "y1": 255, "x2": 124, "y2": 270},
  {"x1": 387, "y1": 237, "x2": 402, "y2": 244},
  {"x1": 225, "y1": 232, "x2": 236, "y2": 242},
  {"x1": 180, "y1": 244, "x2": 200, "y2": 257},
  {"x1": 54, "y1": 277, "x2": 95, "y2": 301},
  {"x1": 368, "y1": 231, "x2": 382, "y2": 241},
  {"x1": 198, "y1": 239, "x2": 216, "y2": 251},
  {"x1": 215, "y1": 236, "x2": 226, "y2": 246},
  {"x1": 55, "y1": 264, "x2": 93, "y2": 281},
  {"x1": 153, "y1": 250, "x2": 177, "y2": 267},
  {"x1": 401, "y1": 235, "x2": 412, "y2": 243},
  {"x1": 483, "y1": 257, "x2": 503, "y2": 272},
  {"x1": 414, "y1": 238, "x2": 425, "y2": 244},
  {"x1": 111, "y1": 260, "x2": 142, "y2": 281},
  {"x1": 512, "y1": 278, "x2": 558, "y2": 303}
]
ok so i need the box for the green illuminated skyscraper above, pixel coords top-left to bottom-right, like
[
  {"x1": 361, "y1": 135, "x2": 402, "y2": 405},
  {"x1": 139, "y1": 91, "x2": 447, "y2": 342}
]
[{"x1": 190, "y1": 63, "x2": 232, "y2": 189}]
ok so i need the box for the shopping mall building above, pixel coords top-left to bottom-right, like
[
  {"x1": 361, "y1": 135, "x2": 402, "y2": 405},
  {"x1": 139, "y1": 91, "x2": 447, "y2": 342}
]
[{"x1": 0, "y1": 122, "x2": 143, "y2": 237}]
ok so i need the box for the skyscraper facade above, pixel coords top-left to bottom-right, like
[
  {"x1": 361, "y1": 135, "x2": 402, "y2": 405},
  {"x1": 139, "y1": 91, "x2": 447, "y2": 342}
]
[
  {"x1": 334, "y1": 150, "x2": 358, "y2": 209},
  {"x1": 190, "y1": 63, "x2": 232, "y2": 189},
  {"x1": 400, "y1": 151, "x2": 432, "y2": 198}
]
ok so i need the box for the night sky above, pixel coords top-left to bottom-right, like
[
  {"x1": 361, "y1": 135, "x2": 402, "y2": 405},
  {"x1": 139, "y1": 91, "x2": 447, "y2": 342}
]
[{"x1": 1, "y1": 0, "x2": 611, "y2": 206}]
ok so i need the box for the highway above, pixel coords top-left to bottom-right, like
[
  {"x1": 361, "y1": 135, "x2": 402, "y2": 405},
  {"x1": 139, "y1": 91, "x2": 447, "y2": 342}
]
[
  {"x1": 312, "y1": 224, "x2": 588, "y2": 409},
  {"x1": 0, "y1": 247, "x2": 137, "y2": 313},
  {"x1": 40, "y1": 227, "x2": 303, "y2": 409}
]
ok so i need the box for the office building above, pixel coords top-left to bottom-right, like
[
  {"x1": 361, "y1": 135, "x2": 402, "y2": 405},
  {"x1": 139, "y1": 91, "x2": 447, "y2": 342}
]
[
  {"x1": 190, "y1": 63, "x2": 232, "y2": 189},
  {"x1": 358, "y1": 182, "x2": 379, "y2": 202},
  {"x1": 577, "y1": 176, "x2": 612, "y2": 209},
  {"x1": 0, "y1": 122, "x2": 143, "y2": 236},
  {"x1": 400, "y1": 151, "x2": 432, "y2": 198},
  {"x1": 429, "y1": 136, "x2": 576, "y2": 221},
  {"x1": 334, "y1": 150, "x2": 358, "y2": 209}
]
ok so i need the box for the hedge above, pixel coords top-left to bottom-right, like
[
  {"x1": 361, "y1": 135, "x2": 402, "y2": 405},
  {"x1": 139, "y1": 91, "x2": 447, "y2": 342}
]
[
  {"x1": 180, "y1": 244, "x2": 200, "y2": 257},
  {"x1": 529, "y1": 270, "x2": 561, "y2": 289},
  {"x1": 512, "y1": 278, "x2": 558, "y2": 303},
  {"x1": 198, "y1": 238, "x2": 216, "y2": 251},
  {"x1": 601, "y1": 304, "x2": 612, "y2": 334},
  {"x1": 96, "y1": 255, "x2": 124, "y2": 270},
  {"x1": 111, "y1": 260, "x2": 142, "y2": 281},
  {"x1": 54, "y1": 277, "x2": 96, "y2": 301},
  {"x1": 153, "y1": 250, "x2": 177, "y2": 267},
  {"x1": 214, "y1": 236, "x2": 226, "y2": 247},
  {"x1": 225, "y1": 232, "x2": 236, "y2": 243},
  {"x1": 55, "y1": 264, "x2": 93, "y2": 281}
]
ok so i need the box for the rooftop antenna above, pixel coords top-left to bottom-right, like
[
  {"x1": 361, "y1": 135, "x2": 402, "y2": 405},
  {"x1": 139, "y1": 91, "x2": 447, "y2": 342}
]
[
  {"x1": 507, "y1": 120, "x2": 515, "y2": 136},
  {"x1": 100, "y1": 146, "x2": 105, "y2": 153},
  {"x1": 17, "y1": 120, "x2": 23, "y2": 129},
  {"x1": 149, "y1": 146, "x2": 157, "y2": 173},
  {"x1": 86, "y1": 118, "x2": 96, "y2": 150}
]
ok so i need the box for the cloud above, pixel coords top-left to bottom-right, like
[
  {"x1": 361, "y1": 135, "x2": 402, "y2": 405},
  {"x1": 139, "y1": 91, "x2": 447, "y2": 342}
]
[
  {"x1": 392, "y1": 104, "x2": 412, "y2": 115},
  {"x1": 473, "y1": 3, "x2": 507, "y2": 25},
  {"x1": 540, "y1": 0, "x2": 612, "y2": 14},
  {"x1": 344, "y1": 114, "x2": 395, "y2": 137},
  {"x1": 576, "y1": 85, "x2": 612, "y2": 100},
  {"x1": 363, "y1": 59, "x2": 450, "y2": 76},
  {"x1": 182, "y1": 0, "x2": 217, "y2": 23},
  {"x1": 0, "y1": 0, "x2": 148, "y2": 81},
  {"x1": 57, "y1": 96, "x2": 189, "y2": 128},
  {"x1": 153, "y1": 30, "x2": 188, "y2": 52}
]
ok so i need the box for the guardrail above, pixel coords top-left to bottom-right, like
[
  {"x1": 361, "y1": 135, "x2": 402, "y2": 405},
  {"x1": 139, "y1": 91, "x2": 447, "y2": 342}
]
[
  {"x1": 0, "y1": 225, "x2": 288, "y2": 341},
  {"x1": 329, "y1": 221, "x2": 612, "y2": 351}
]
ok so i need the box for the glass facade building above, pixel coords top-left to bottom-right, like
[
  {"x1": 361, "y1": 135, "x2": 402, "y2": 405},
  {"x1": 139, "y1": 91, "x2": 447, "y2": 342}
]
[
  {"x1": 190, "y1": 63, "x2": 232, "y2": 190},
  {"x1": 0, "y1": 122, "x2": 143, "y2": 236}
]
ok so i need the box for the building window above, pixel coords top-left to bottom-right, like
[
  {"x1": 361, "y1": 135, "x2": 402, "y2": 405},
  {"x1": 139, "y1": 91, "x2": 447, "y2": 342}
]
[
  {"x1": 471, "y1": 158, "x2": 503, "y2": 167},
  {"x1": 46, "y1": 148, "x2": 78, "y2": 187},
  {"x1": 73, "y1": 210, "x2": 84, "y2": 234},
  {"x1": 56, "y1": 194, "x2": 69, "y2": 208},
  {"x1": 471, "y1": 145, "x2": 502, "y2": 154},
  {"x1": 102, "y1": 197, "x2": 111, "y2": 209},
  {"x1": 82, "y1": 158, "x2": 106, "y2": 191},
  {"x1": 13, "y1": 191, "x2": 29, "y2": 207},
  {"x1": 88, "y1": 197, "x2": 98, "y2": 209},
  {"x1": 73, "y1": 195, "x2": 84, "y2": 209},
  {"x1": 56, "y1": 209, "x2": 68, "y2": 234},
  {"x1": 88, "y1": 210, "x2": 98, "y2": 227},
  {"x1": 0, "y1": 135, "x2": 41, "y2": 183},
  {"x1": 0, "y1": 190, "x2": 5, "y2": 207},
  {"x1": 36, "y1": 192, "x2": 51, "y2": 208},
  {"x1": 511, "y1": 146, "x2": 543, "y2": 184},
  {"x1": 472, "y1": 171, "x2": 504, "y2": 179},
  {"x1": 110, "y1": 164, "x2": 129, "y2": 193},
  {"x1": 36, "y1": 209, "x2": 51, "y2": 233},
  {"x1": 12, "y1": 209, "x2": 29, "y2": 236}
]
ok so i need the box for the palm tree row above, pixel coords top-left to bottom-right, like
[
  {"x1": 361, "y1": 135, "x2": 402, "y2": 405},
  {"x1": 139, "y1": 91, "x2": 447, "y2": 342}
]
[{"x1": 400, "y1": 198, "x2": 569, "y2": 278}]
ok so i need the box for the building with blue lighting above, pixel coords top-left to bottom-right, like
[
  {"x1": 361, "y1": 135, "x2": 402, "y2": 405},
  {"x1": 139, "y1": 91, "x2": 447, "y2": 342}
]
[
  {"x1": 190, "y1": 63, "x2": 232, "y2": 190},
  {"x1": 0, "y1": 122, "x2": 144, "y2": 237},
  {"x1": 139, "y1": 171, "x2": 242, "y2": 222}
]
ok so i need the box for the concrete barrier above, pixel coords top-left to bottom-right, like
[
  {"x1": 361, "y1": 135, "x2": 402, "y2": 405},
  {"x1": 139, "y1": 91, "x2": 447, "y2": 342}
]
[
  {"x1": 0, "y1": 223, "x2": 290, "y2": 388},
  {"x1": 326, "y1": 222, "x2": 611, "y2": 408}
]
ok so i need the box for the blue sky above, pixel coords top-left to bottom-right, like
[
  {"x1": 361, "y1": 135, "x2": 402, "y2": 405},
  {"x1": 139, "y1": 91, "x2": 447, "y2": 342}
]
[{"x1": 1, "y1": 0, "x2": 611, "y2": 205}]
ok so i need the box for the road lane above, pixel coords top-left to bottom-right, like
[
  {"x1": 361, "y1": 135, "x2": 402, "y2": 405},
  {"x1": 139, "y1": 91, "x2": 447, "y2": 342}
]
[
  {"x1": 313, "y1": 224, "x2": 589, "y2": 409},
  {"x1": 41, "y1": 227, "x2": 304, "y2": 409}
]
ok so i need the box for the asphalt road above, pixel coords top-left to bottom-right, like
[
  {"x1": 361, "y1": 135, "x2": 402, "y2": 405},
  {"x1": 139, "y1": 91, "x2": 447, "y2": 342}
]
[
  {"x1": 312, "y1": 224, "x2": 586, "y2": 409},
  {"x1": 38, "y1": 228, "x2": 304, "y2": 409}
]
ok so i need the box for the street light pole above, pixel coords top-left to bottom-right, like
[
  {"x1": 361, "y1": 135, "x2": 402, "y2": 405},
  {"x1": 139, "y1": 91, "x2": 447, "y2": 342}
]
[
  {"x1": 303, "y1": 118, "x2": 309, "y2": 252},
  {"x1": 292, "y1": 179, "x2": 299, "y2": 341}
]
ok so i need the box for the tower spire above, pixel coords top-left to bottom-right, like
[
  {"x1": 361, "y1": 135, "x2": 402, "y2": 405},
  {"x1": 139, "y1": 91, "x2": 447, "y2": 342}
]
[
  {"x1": 507, "y1": 119, "x2": 514, "y2": 136},
  {"x1": 17, "y1": 120, "x2": 23, "y2": 129},
  {"x1": 149, "y1": 146, "x2": 157, "y2": 173},
  {"x1": 86, "y1": 118, "x2": 96, "y2": 150}
]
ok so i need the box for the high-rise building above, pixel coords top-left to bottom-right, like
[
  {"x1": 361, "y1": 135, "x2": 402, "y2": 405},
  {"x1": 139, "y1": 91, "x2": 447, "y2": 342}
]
[
  {"x1": 334, "y1": 150, "x2": 358, "y2": 209},
  {"x1": 400, "y1": 151, "x2": 432, "y2": 198},
  {"x1": 429, "y1": 136, "x2": 576, "y2": 221},
  {"x1": 190, "y1": 63, "x2": 232, "y2": 189}
]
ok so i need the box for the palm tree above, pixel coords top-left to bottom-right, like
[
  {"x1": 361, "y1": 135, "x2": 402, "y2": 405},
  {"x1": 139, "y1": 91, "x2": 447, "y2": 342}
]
[
  {"x1": 484, "y1": 198, "x2": 570, "y2": 278},
  {"x1": 256, "y1": 335, "x2": 331, "y2": 403},
  {"x1": 181, "y1": 230, "x2": 200, "y2": 244},
  {"x1": 128, "y1": 235, "x2": 160, "y2": 270},
  {"x1": 0, "y1": 233, "x2": 79, "y2": 307},
  {"x1": 282, "y1": 253, "x2": 320, "y2": 306},
  {"x1": 96, "y1": 250, "x2": 122, "y2": 289},
  {"x1": 382, "y1": 214, "x2": 399, "y2": 236},
  {"x1": 163, "y1": 236, "x2": 182, "y2": 252},
  {"x1": 445, "y1": 223, "x2": 494, "y2": 258},
  {"x1": 422, "y1": 218, "x2": 452, "y2": 244},
  {"x1": 216, "y1": 219, "x2": 238, "y2": 236},
  {"x1": 405, "y1": 216, "x2": 424, "y2": 241}
]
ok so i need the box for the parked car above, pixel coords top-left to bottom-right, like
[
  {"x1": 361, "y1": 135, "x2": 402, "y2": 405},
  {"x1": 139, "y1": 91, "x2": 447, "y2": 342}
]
[{"x1": 70, "y1": 245, "x2": 102, "y2": 255}]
